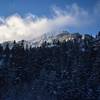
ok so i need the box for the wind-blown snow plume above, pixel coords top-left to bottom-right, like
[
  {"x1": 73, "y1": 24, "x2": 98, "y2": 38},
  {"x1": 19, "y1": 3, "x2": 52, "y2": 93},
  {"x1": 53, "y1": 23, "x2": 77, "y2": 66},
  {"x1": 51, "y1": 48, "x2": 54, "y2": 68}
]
[{"x1": 0, "y1": 3, "x2": 99, "y2": 42}]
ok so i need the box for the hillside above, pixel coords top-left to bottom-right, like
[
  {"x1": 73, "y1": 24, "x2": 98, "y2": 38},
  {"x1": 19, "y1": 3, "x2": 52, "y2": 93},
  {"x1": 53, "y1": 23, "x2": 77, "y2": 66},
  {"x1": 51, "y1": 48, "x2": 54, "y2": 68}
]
[{"x1": 0, "y1": 32, "x2": 100, "y2": 100}]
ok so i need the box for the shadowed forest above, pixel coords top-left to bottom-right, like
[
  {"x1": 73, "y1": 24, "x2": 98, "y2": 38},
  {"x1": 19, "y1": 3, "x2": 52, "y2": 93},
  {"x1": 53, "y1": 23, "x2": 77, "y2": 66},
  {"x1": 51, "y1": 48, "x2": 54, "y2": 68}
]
[{"x1": 0, "y1": 32, "x2": 100, "y2": 100}]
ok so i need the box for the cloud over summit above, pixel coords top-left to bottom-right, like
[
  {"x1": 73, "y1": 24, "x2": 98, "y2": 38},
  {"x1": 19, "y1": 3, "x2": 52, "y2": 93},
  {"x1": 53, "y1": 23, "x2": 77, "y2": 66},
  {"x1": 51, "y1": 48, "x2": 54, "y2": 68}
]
[{"x1": 0, "y1": 3, "x2": 99, "y2": 42}]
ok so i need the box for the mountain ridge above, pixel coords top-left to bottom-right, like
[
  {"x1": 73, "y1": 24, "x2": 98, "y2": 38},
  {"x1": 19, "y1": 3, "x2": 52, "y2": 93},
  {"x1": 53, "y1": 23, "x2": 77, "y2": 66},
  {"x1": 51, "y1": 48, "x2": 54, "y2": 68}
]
[{"x1": 1, "y1": 31, "x2": 95, "y2": 49}]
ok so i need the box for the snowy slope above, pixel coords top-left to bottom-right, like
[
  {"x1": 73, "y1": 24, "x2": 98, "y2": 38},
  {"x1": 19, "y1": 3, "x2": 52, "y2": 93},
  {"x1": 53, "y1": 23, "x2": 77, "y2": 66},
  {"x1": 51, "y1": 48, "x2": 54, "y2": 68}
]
[{"x1": 1, "y1": 31, "x2": 93, "y2": 49}]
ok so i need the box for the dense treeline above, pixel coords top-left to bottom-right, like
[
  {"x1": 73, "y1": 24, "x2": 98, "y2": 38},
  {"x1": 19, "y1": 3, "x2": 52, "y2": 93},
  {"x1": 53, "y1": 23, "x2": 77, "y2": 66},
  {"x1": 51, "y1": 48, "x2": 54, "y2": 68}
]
[{"x1": 0, "y1": 32, "x2": 100, "y2": 100}]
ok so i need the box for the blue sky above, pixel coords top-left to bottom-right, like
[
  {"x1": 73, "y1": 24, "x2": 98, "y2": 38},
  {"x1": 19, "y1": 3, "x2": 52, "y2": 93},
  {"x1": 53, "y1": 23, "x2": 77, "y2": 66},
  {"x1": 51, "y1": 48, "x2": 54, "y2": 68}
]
[
  {"x1": 0, "y1": 0, "x2": 99, "y2": 42},
  {"x1": 0, "y1": 0, "x2": 98, "y2": 16}
]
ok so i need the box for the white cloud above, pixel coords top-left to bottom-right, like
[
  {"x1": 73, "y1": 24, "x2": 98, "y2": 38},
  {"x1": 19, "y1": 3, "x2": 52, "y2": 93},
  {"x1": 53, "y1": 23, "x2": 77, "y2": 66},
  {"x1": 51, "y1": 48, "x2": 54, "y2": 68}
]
[{"x1": 0, "y1": 3, "x2": 99, "y2": 42}]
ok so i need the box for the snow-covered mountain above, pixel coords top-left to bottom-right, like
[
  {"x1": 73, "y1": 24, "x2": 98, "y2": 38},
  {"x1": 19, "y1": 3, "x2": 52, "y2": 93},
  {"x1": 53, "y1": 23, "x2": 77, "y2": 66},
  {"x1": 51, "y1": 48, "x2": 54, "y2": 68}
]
[
  {"x1": 0, "y1": 32, "x2": 100, "y2": 100},
  {"x1": 1, "y1": 31, "x2": 94, "y2": 49}
]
